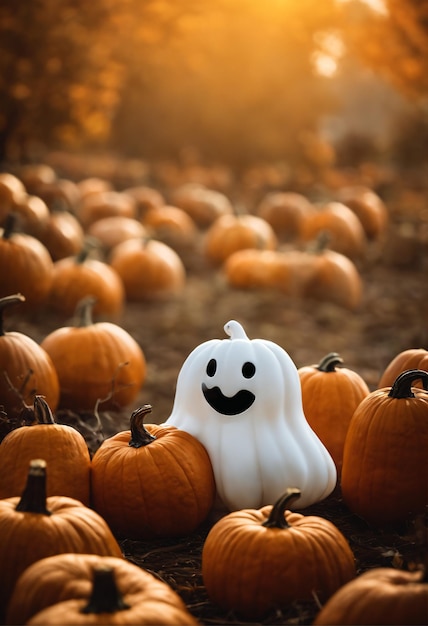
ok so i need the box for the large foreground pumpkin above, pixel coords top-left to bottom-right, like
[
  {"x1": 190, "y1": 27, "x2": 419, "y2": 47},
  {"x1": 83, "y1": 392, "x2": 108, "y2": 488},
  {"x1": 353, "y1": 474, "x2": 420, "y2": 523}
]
[
  {"x1": 7, "y1": 553, "x2": 198, "y2": 626},
  {"x1": 91, "y1": 404, "x2": 215, "y2": 538},
  {"x1": 341, "y1": 369, "x2": 428, "y2": 525},
  {"x1": 202, "y1": 488, "x2": 356, "y2": 620}
]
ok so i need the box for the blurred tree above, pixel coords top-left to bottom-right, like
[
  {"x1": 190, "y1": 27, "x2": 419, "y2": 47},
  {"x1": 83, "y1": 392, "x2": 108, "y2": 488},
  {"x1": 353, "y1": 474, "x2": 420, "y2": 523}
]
[
  {"x1": 342, "y1": 0, "x2": 428, "y2": 99},
  {"x1": 0, "y1": 0, "x2": 200, "y2": 162},
  {"x1": 0, "y1": 0, "x2": 122, "y2": 161}
]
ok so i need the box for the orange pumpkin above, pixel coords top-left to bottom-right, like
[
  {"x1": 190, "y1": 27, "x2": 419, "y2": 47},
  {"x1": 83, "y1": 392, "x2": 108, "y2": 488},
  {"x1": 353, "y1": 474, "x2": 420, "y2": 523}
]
[
  {"x1": 256, "y1": 190, "x2": 314, "y2": 240},
  {"x1": 7, "y1": 553, "x2": 198, "y2": 626},
  {"x1": 142, "y1": 205, "x2": 197, "y2": 248},
  {"x1": 30, "y1": 177, "x2": 81, "y2": 213},
  {"x1": 378, "y1": 348, "x2": 428, "y2": 389},
  {"x1": 314, "y1": 566, "x2": 428, "y2": 625},
  {"x1": 203, "y1": 213, "x2": 278, "y2": 265},
  {"x1": 48, "y1": 241, "x2": 125, "y2": 318},
  {"x1": 18, "y1": 163, "x2": 57, "y2": 193},
  {"x1": 298, "y1": 352, "x2": 370, "y2": 474},
  {"x1": 109, "y1": 237, "x2": 186, "y2": 299},
  {"x1": 341, "y1": 369, "x2": 428, "y2": 525},
  {"x1": 303, "y1": 243, "x2": 363, "y2": 311},
  {"x1": 0, "y1": 294, "x2": 60, "y2": 420},
  {"x1": 123, "y1": 185, "x2": 165, "y2": 218},
  {"x1": 224, "y1": 248, "x2": 315, "y2": 297},
  {"x1": 91, "y1": 404, "x2": 216, "y2": 538},
  {"x1": 336, "y1": 185, "x2": 388, "y2": 240},
  {"x1": 40, "y1": 296, "x2": 146, "y2": 412},
  {"x1": 76, "y1": 177, "x2": 113, "y2": 202},
  {"x1": 3, "y1": 193, "x2": 50, "y2": 238},
  {"x1": 0, "y1": 459, "x2": 122, "y2": 618},
  {"x1": 299, "y1": 201, "x2": 367, "y2": 260},
  {"x1": 170, "y1": 183, "x2": 233, "y2": 227},
  {"x1": 0, "y1": 213, "x2": 53, "y2": 308},
  {"x1": 0, "y1": 396, "x2": 91, "y2": 504},
  {"x1": 39, "y1": 209, "x2": 85, "y2": 261},
  {"x1": 77, "y1": 190, "x2": 137, "y2": 229},
  {"x1": 202, "y1": 488, "x2": 356, "y2": 620},
  {"x1": 86, "y1": 215, "x2": 147, "y2": 253},
  {"x1": 0, "y1": 172, "x2": 27, "y2": 214},
  {"x1": 224, "y1": 249, "x2": 285, "y2": 290}
]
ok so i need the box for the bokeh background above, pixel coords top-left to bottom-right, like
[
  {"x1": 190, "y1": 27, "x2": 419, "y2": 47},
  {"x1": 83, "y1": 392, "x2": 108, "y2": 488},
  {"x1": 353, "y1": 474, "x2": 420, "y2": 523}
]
[{"x1": 1, "y1": 0, "x2": 427, "y2": 172}]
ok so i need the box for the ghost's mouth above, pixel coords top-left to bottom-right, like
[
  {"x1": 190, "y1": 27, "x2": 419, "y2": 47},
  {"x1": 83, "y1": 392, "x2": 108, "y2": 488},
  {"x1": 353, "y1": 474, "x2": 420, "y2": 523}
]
[{"x1": 202, "y1": 383, "x2": 255, "y2": 415}]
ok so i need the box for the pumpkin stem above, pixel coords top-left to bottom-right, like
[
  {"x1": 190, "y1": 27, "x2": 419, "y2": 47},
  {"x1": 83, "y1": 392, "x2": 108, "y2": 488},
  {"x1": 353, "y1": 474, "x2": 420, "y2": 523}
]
[
  {"x1": 2, "y1": 212, "x2": 18, "y2": 240},
  {"x1": 307, "y1": 230, "x2": 331, "y2": 254},
  {"x1": 74, "y1": 296, "x2": 97, "y2": 328},
  {"x1": 76, "y1": 237, "x2": 99, "y2": 264},
  {"x1": 317, "y1": 352, "x2": 344, "y2": 372},
  {"x1": 34, "y1": 396, "x2": 56, "y2": 424},
  {"x1": 15, "y1": 459, "x2": 51, "y2": 516},
  {"x1": 262, "y1": 488, "x2": 301, "y2": 529},
  {"x1": 81, "y1": 566, "x2": 130, "y2": 614},
  {"x1": 0, "y1": 293, "x2": 26, "y2": 336},
  {"x1": 128, "y1": 404, "x2": 156, "y2": 448},
  {"x1": 388, "y1": 369, "x2": 428, "y2": 399}
]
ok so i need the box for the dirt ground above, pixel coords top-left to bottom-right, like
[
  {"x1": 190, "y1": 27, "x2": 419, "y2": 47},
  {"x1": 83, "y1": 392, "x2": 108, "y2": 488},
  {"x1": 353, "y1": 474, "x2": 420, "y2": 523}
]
[{"x1": 5, "y1": 161, "x2": 428, "y2": 625}]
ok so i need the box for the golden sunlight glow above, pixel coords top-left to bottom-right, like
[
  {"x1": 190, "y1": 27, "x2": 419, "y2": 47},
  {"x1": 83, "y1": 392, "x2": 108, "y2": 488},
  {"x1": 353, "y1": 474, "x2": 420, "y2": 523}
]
[
  {"x1": 312, "y1": 52, "x2": 339, "y2": 77},
  {"x1": 337, "y1": 0, "x2": 387, "y2": 14},
  {"x1": 312, "y1": 31, "x2": 345, "y2": 77}
]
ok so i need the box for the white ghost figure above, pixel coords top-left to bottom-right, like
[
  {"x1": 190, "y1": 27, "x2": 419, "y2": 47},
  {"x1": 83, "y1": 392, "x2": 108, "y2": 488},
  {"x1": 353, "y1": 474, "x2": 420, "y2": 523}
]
[{"x1": 165, "y1": 320, "x2": 337, "y2": 511}]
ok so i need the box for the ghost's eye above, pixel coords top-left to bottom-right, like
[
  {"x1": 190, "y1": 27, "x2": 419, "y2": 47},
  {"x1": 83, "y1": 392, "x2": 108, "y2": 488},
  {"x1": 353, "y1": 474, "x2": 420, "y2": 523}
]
[
  {"x1": 242, "y1": 361, "x2": 256, "y2": 379},
  {"x1": 206, "y1": 359, "x2": 217, "y2": 377}
]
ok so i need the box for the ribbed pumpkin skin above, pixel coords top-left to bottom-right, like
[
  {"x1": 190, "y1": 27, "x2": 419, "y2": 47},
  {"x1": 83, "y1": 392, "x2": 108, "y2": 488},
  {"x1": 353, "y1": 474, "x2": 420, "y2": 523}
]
[
  {"x1": 314, "y1": 567, "x2": 428, "y2": 625},
  {"x1": 202, "y1": 497, "x2": 356, "y2": 620},
  {"x1": 0, "y1": 331, "x2": 60, "y2": 420},
  {"x1": 48, "y1": 255, "x2": 125, "y2": 318},
  {"x1": 110, "y1": 238, "x2": 186, "y2": 299},
  {"x1": 39, "y1": 210, "x2": 85, "y2": 261},
  {"x1": 378, "y1": 348, "x2": 428, "y2": 388},
  {"x1": 41, "y1": 322, "x2": 146, "y2": 412},
  {"x1": 91, "y1": 421, "x2": 216, "y2": 539},
  {"x1": 0, "y1": 229, "x2": 53, "y2": 308},
  {"x1": 341, "y1": 372, "x2": 428, "y2": 525},
  {"x1": 7, "y1": 553, "x2": 198, "y2": 626},
  {"x1": 305, "y1": 248, "x2": 363, "y2": 311},
  {"x1": 203, "y1": 214, "x2": 278, "y2": 266},
  {"x1": 336, "y1": 185, "x2": 389, "y2": 241},
  {"x1": 299, "y1": 201, "x2": 367, "y2": 260},
  {"x1": 0, "y1": 399, "x2": 91, "y2": 504},
  {"x1": 298, "y1": 353, "x2": 370, "y2": 475},
  {"x1": 0, "y1": 496, "x2": 122, "y2": 616}
]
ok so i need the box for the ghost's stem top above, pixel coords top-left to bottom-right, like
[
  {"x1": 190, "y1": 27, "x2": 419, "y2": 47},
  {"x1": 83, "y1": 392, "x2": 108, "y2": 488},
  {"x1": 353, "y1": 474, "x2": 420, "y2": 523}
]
[{"x1": 224, "y1": 320, "x2": 249, "y2": 340}]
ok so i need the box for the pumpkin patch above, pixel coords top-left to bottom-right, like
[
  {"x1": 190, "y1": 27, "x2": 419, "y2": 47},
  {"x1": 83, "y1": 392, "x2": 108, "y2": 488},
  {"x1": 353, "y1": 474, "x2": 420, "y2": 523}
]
[{"x1": 0, "y1": 156, "x2": 426, "y2": 625}]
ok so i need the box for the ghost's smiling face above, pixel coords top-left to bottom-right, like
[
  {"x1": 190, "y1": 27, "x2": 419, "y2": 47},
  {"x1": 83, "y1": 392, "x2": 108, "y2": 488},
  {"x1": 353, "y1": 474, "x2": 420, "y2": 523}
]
[{"x1": 201, "y1": 357, "x2": 256, "y2": 415}]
